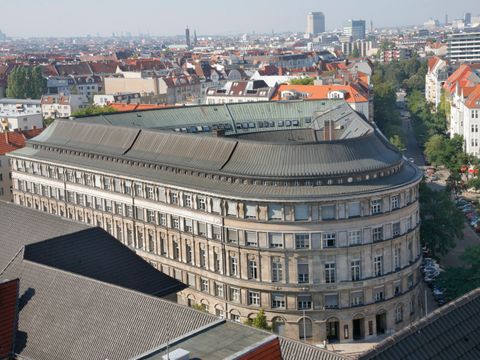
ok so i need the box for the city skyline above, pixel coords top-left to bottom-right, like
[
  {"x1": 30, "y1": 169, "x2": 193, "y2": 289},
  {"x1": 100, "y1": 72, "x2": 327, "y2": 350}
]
[{"x1": 1, "y1": 0, "x2": 478, "y2": 38}]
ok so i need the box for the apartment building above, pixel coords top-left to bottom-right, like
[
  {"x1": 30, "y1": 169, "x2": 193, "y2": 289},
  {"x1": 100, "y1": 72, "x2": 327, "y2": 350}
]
[
  {"x1": 447, "y1": 31, "x2": 480, "y2": 63},
  {"x1": 8, "y1": 100, "x2": 423, "y2": 344},
  {"x1": 425, "y1": 57, "x2": 448, "y2": 108}
]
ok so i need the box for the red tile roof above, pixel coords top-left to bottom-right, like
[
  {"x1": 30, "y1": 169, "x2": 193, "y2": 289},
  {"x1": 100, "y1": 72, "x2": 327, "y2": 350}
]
[
  {"x1": 0, "y1": 279, "x2": 19, "y2": 360},
  {"x1": 0, "y1": 128, "x2": 43, "y2": 155},
  {"x1": 272, "y1": 84, "x2": 369, "y2": 103},
  {"x1": 465, "y1": 84, "x2": 480, "y2": 109},
  {"x1": 238, "y1": 337, "x2": 282, "y2": 360},
  {"x1": 443, "y1": 64, "x2": 480, "y2": 95},
  {"x1": 428, "y1": 56, "x2": 441, "y2": 72}
]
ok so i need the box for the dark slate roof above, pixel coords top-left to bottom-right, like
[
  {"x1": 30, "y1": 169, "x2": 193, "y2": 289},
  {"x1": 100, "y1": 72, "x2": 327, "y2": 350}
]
[
  {"x1": 20, "y1": 99, "x2": 408, "y2": 181},
  {"x1": 0, "y1": 202, "x2": 185, "y2": 297},
  {"x1": 279, "y1": 338, "x2": 351, "y2": 360},
  {"x1": 1, "y1": 255, "x2": 218, "y2": 360},
  {"x1": 359, "y1": 288, "x2": 480, "y2": 360},
  {"x1": 11, "y1": 146, "x2": 421, "y2": 201},
  {"x1": 23, "y1": 228, "x2": 186, "y2": 297}
]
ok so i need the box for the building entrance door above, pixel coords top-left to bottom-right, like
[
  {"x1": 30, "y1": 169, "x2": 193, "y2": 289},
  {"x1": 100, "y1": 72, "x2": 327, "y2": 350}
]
[
  {"x1": 376, "y1": 311, "x2": 387, "y2": 335},
  {"x1": 353, "y1": 318, "x2": 364, "y2": 340},
  {"x1": 326, "y1": 319, "x2": 339, "y2": 342}
]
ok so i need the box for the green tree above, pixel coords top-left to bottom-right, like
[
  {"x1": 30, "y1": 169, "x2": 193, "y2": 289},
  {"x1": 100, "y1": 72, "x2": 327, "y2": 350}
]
[
  {"x1": 72, "y1": 105, "x2": 117, "y2": 117},
  {"x1": 6, "y1": 65, "x2": 45, "y2": 99},
  {"x1": 389, "y1": 134, "x2": 405, "y2": 150},
  {"x1": 191, "y1": 303, "x2": 207, "y2": 312},
  {"x1": 351, "y1": 45, "x2": 360, "y2": 58},
  {"x1": 419, "y1": 182, "x2": 464, "y2": 257},
  {"x1": 437, "y1": 246, "x2": 480, "y2": 300},
  {"x1": 290, "y1": 77, "x2": 314, "y2": 85},
  {"x1": 244, "y1": 309, "x2": 271, "y2": 331}
]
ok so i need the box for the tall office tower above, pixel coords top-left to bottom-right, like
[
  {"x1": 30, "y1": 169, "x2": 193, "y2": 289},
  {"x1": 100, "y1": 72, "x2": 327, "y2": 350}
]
[
  {"x1": 193, "y1": 30, "x2": 198, "y2": 46},
  {"x1": 445, "y1": 14, "x2": 449, "y2": 26},
  {"x1": 465, "y1": 12, "x2": 472, "y2": 26},
  {"x1": 306, "y1": 12, "x2": 325, "y2": 35},
  {"x1": 185, "y1": 26, "x2": 191, "y2": 49},
  {"x1": 343, "y1": 19, "x2": 366, "y2": 41}
]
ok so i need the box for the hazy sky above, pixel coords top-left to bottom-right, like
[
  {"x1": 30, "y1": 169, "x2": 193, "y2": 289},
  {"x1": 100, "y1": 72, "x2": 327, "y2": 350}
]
[{"x1": 1, "y1": 0, "x2": 478, "y2": 37}]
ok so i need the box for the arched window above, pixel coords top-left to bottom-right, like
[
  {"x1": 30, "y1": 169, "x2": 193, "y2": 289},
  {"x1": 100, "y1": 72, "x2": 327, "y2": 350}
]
[
  {"x1": 272, "y1": 317, "x2": 286, "y2": 336},
  {"x1": 299, "y1": 318, "x2": 313, "y2": 340}
]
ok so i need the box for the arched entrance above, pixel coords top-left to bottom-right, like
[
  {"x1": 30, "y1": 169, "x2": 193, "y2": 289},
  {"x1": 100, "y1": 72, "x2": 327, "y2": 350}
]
[
  {"x1": 299, "y1": 317, "x2": 313, "y2": 340},
  {"x1": 326, "y1": 318, "x2": 340, "y2": 342},
  {"x1": 376, "y1": 310, "x2": 387, "y2": 335},
  {"x1": 353, "y1": 314, "x2": 365, "y2": 340},
  {"x1": 272, "y1": 317, "x2": 286, "y2": 336}
]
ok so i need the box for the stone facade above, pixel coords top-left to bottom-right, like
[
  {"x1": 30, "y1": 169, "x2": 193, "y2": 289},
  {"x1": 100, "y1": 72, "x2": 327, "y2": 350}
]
[{"x1": 10, "y1": 157, "x2": 422, "y2": 344}]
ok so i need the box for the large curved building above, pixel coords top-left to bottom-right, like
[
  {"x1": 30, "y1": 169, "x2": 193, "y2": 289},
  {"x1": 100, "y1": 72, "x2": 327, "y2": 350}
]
[{"x1": 8, "y1": 99, "x2": 423, "y2": 343}]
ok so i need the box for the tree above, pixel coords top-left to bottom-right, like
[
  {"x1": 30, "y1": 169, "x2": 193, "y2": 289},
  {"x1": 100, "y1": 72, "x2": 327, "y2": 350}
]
[
  {"x1": 351, "y1": 45, "x2": 360, "y2": 58},
  {"x1": 72, "y1": 105, "x2": 117, "y2": 117},
  {"x1": 191, "y1": 303, "x2": 207, "y2": 312},
  {"x1": 389, "y1": 134, "x2": 405, "y2": 150},
  {"x1": 290, "y1": 77, "x2": 314, "y2": 85},
  {"x1": 436, "y1": 246, "x2": 480, "y2": 300},
  {"x1": 419, "y1": 182, "x2": 464, "y2": 257},
  {"x1": 244, "y1": 309, "x2": 271, "y2": 331},
  {"x1": 6, "y1": 65, "x2": 46, "y2": 99}
]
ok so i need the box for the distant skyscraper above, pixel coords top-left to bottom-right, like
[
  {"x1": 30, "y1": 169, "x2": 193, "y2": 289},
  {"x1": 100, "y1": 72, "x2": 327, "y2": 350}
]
[
  {"x1": 306, "y1": 12, "x2": 325, "y2": 35},
  {"x1": 445, "y1": 14, "x2": 449, "y2": 26},
  {"x1": 185, "y1": 26, "x2": 191, "y2": 49},
  {"x1": 343, "y1": 20, "x2": 366, "y2": 40},
  {"x1": 465, "y1": 12, "x2": 472, "y2": 26},
  {"x1": 193, "y1": 30, "x2": 198, "y2": 46}
]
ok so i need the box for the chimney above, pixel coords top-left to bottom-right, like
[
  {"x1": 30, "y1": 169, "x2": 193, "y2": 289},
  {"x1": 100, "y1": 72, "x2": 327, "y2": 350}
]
[
  {"x1": 323, "y1": 120, "x2": 335, "y2": 141},
  {"x1": 213, "y1": 128, "x2": 226, "y2": 137}
]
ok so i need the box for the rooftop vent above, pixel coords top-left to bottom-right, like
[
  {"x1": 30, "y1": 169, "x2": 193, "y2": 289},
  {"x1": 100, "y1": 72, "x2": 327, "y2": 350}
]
[{"x1": 162, "y1": 348, "x2": 190, "y2": 360}]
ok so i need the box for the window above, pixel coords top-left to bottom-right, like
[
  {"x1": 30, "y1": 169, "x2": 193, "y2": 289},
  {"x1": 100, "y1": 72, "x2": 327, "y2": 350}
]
[
  {"x1": 351, "y1": 260, "x2": 361, "y2": 281},
  {"x1": 248, "y1": 291, "x2": 260, "y2": 306},
  {"x1": 197, "y1": 197, "x2": 206, "y2": 211},
  {"x1": 172, "y1": 217, "x2": 180, "y2": 229},
  {"x1": 231, "y1": 313, "x2": 240, "y2": 322},
  {"x1": 146, "y1": 186, "x2": 154, "y2": 199},
  {"x1": 295, "y1": 204, "x2": 309, "y2": 220},
  {"x1": 394, "y1": 245, "x2": 401, "y2": 270},
  {"x1": 230, "y1": 287, "x2": 240, "y2": 303},
  {"x1": 268, "y1": 204, "x2": 283, "y2": 220},
  {"x1": 297, "y1": 260, "x2": 309, "y2": 283},
  {"x1": 227, "y1": 228, "x2": 238, "y2": 244},
  {"x1": 372, "y1": 226, "x2": 383, "y2": 242},
  {"x1": 230, "y1": 254, "x2": 238, "y2": 276},
  {"x1": 391, "y1": 195, "x2": 399, "y2": 210},
  {"x1": 184, "y1": 194, "x2": 192, "y2": 207},
  {"x1": 198, "y1": 222, "x2": 207, "y2": 237},
  {"x1": 321, "y1": 205, "x2": 336, "y2": 220},
  {"x1": 272, "y1": 293, "x2": 285, "y2": 308},
  {"x1": 371, "y1": 199, "x2": 382, "y2": 214},
  {"x1": 214, "y1": 251, "x2": 221, "y2": 272},
  {"x1": 248, "y1": 258, "x2": 258, "y2": 279},
  {"x1": 395, "y1": 304, "x2": 404, "y2": 323},
  {"x1": 188, "y1": 273, "x2": 195, "y2": 286},
  {"x1": 201, "y1": 279, "x2": 209, "y2": 293},
  {"x1": 351, "y1": 292, "x2": 363, "y2": 306},
  {"x1": 394, "y1": 282, "x2": 402, "y2": 296},
  {"x1": 322, "y1": 233, "x2": 336, "y2": 248},
  {"x1": 115, "y1": 203, "x2": 123, "y2": 216},
  {"x1": 227, "y1": 201, "x2": 237, "y2": 216},
  {"x1": 158, "y1": 213, "x2": 167, "y2": 226},
  {"x1": 324, "y1": 294, "x2": 338, "y2": 309},
  {"x1": 173, "y1": 239, "x2": 180, "y2": 260},
  {"x1": 147, "y1": 209, "x2": 155, "y2": 223},
  {"x1": 215, "y1": 283, "x2": 224, "y2": 298},
  {"x1": 407, "y1": 274, "x2": 414, "y2": 289},
  {"x1": 170, "y1": 191, "x2": 178, "y2": 204},
  {"x1": 103, "y1": 177, "x2": 111, "y2": 190},
  {"x1": 325, "y1": 263, "x2": 336, "y2": 283},
  {"x1": 297, "y1": 295, "x2": 312, "y2": 310},
  {"x1": 212, "y1": 226, "x2": 222, "y2": 240},
  {"x1": 272, "y1": 257, "x2": 283, "y2": 282},
  {"x1": 349, "y1": 230, "x2": 361, "y2": 245},
  {"x1": 186, "y1": 243, "x2": 193, "y2": 264},
  {"x1": 269, "y1": 233, "x2": 283, "y2": 248},
  {"x1": 374, "y1": 288, "x2": 384, "y2": 302},
  {"x1": 200, "y1": 247, "x2": 207, "y2": 268},
  {"x1": 245, "y1": 231, "x2": 258, "y2": 247},
  {"x1": 293, "y1": 233, "x2": 310, "y2": 249},
  {"x1": 393, "y1": 222, "x2": 401, "y2": 236},
  {"x1": 245, "y1": 204, "x2": 257, "y2": 219},
  {"x1": 374, "y1": 256, "x2": 384, "y2": 276}
]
